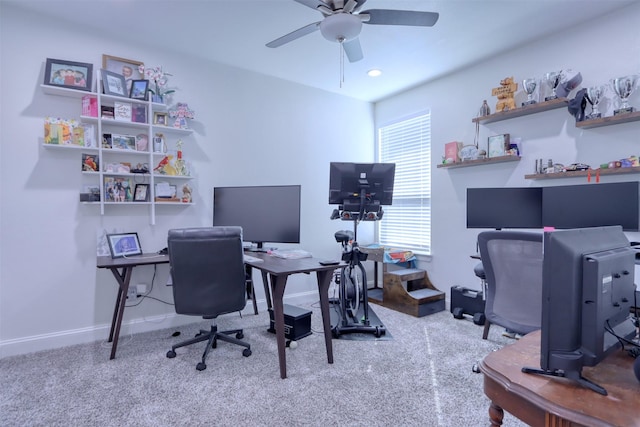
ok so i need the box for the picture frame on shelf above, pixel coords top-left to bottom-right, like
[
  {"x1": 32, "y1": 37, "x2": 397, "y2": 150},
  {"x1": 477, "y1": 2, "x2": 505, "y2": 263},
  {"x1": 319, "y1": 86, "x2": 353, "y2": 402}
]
[
  {"x1": 154, "y1": 112, "x2": 168, "y2": 126},
  {"x1": 111, "y1": 134, "x2": 136, "y2": 150},
  {"x1": 102, "y1": 54, "x2": 143, "y2": 95},
  {"x1": 43, "y1": 58, "x2": 93, "y2": 92},
  {"x1": 114, "y1": 101, "x2": 132, "y2": 121},
  {"x1": 130, "y1": 79, "x2": 149, "y2": 100},
  {"x1": 134, "y1": 184, "x2": 150, "y2": 202},
  {"x1": 101, "y1": 69, "x2": 128, "y2": 97},
  {"x1": 106, "y1": 232, "x2": 142, "y2": 258},
  {"x1": 488, "y1": 133, "x2": 510, "y2": 158}
]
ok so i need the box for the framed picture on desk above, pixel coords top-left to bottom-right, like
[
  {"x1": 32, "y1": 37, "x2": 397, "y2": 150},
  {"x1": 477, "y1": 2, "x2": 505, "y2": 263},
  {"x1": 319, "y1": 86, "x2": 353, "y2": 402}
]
[{"x1": 107, "y1": 232, "x2": 142, "y2": 258}]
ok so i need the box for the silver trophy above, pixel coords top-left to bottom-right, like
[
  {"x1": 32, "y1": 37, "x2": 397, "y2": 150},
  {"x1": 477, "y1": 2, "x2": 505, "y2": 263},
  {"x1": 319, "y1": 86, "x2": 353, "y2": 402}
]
[
  {"x1": 544, "y1": 71, "x2": 562, "y2": 101},
  {"x1": 611, "y1": 75, "x2": 639, "y2": 115},
  {"x1": 522, "y1": 78, "x2": 537, "y2": 106},
  {"x1": 585, "y1": 85, "x2": 603, "y2": 119}
]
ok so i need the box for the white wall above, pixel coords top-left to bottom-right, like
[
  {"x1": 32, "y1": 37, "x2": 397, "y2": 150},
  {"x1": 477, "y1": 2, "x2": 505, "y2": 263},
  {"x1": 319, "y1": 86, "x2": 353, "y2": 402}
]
[
  {"x1": 376, "y1": 3, "x2": 640, "y2": 298},
  {"x1": 0, "y1": 4, "x2": 374, "y2": 356}
]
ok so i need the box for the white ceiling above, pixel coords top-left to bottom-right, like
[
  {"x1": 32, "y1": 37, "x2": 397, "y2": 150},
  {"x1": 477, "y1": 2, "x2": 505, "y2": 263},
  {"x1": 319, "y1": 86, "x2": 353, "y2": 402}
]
[{"x1": 8, "y1": 0, "x2": 636, "y2": 102}]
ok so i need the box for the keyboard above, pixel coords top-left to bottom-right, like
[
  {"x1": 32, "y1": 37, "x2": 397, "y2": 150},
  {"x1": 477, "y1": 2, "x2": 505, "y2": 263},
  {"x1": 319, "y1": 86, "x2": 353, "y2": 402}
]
[{"x1": 243, "y1": 254, "x2": 263, "y2": 263}]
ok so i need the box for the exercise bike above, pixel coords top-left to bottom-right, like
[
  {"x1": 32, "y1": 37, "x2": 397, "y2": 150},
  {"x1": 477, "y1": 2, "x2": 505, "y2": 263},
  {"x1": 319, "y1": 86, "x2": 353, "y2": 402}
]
[{"x1": 330, "y1": 195, "x2": 386, "y2": 338}]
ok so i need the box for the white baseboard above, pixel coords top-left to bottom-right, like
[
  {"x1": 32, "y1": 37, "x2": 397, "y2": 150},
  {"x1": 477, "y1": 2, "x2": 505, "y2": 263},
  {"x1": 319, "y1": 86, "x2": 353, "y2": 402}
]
[{"x1": 0, "y1": 292, "x2": 319, "y2": 358}]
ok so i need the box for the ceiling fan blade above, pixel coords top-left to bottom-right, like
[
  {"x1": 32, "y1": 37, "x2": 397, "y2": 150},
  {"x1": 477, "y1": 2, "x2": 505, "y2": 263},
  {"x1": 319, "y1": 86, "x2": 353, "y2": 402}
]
[
  {"x1": 362, "y1": 9, "x2": 439, "y2": 27},
  {"x1": 343, "y1": 38, "x2": 364, "y2": 62},
  {"x1": 294, "y1": 0, "x2": 333, "y2": 12},
  {"x1": 266, "y1": 21, "x2": 321, "y2": 48}
]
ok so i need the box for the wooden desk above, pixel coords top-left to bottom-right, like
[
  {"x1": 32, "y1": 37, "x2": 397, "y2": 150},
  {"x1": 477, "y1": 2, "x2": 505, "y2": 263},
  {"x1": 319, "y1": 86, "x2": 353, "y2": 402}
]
[
  {"x1": 479, "y1": 330, "x2": 640, "y2": 427},
  {"x1": 244, "y1": 252, "x2": 339, "y2": 379},
  {"x1": 97, "y1": 254, "x2": 170, "y2": 359}
]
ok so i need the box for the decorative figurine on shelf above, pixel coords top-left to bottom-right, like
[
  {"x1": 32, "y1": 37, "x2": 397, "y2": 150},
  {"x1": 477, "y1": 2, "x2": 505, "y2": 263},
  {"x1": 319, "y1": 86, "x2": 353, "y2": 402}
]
[
  {"x1": 181, "y1": 184, "x2": 192, "y2": 203},
  {"x1": 174, "y1": 139, "x2": 189, "y2": 176},
  {"x1": 154, "y1": 154, "x2": 177, "y2": 175},
  {"x1": 168, "y1": 102, "x2": 194, "y2": 129},
  {"x1": 479, "y1": 100, "x2": 491, "y2": 116},
  {"x1": 491, "y1": 77, "x2": 518, "y2": 112}
]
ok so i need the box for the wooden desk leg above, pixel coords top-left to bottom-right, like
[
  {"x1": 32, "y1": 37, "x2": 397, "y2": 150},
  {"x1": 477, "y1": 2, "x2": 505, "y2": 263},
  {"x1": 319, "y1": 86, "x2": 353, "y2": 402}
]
[
  {"x1": 489, "y1": 402, "x2": 504, "y2": 427},
  {"x1": 262, "y1": 271, "x2": 273, "y2": 310},
  {"x1": 107, "y1": 267, "x2": 133, "y2": 360},
  {"x1": 271, "y1": 274, "x2": 288, "y2": 379},
  {"x1": 316, "y1": 270, "x2": 334, "y2": 364}
]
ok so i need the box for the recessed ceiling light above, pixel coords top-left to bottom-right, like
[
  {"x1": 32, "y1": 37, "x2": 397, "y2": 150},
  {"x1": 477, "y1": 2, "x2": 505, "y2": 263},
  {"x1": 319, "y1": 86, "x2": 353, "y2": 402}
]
[{"x1": 367, "y1": 69, "x2": 382, "y2": 77}]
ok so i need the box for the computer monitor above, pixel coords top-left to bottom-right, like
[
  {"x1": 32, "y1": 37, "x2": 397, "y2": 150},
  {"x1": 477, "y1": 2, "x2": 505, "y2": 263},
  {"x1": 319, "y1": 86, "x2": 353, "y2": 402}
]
[
  {"x1": 530, "y1": 226, "x2": 637, "y2": 395},
  {"x1": 542, "y1": 181, "x2": 640, "y2": 231},
  {"x1": 466, "y1": 187, "x2": 543, "y2": 229},
  {"x1": 213, "y1": 185, "x2": 301, "y2": 251},
  {"x1": 328, "y1": 162, "x2": 395, "y2": 219}
]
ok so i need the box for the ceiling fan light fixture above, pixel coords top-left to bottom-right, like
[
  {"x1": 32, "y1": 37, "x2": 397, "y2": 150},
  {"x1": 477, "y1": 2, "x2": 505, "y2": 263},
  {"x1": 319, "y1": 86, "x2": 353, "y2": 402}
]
[{"x1": 319, "y1": 13, "x2": 362, "y2": 43}]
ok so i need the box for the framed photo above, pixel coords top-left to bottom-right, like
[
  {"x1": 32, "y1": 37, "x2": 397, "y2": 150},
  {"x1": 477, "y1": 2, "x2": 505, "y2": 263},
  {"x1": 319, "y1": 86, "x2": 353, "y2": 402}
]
[
  {"x1": 106, "y1": 232, "x2": 142, "y2": 258},
  {"x1": 111, "y1": 134, "x2": 136, "y2": 150},
  {"x1": 134, "y1": 184, "x2": 150, "y2": 202},
  {"x1": 44, "y1": 58, "x2": 93, "y2": 91},
  {"x1": 130, "y1": 79, "x2": 149, "y2": 100},
  {"x1": 101, "y1": 69, "x2": 127, "y2": 97},
  {"x1": 102, "y1": 55, "x2": 143, "y2": 95},
  {"x1": 488, "y1": 133, "x2": 511, "y2": 158},
  {"x1": 154, "y1": 112, "x2": 168, "y2": 126}
]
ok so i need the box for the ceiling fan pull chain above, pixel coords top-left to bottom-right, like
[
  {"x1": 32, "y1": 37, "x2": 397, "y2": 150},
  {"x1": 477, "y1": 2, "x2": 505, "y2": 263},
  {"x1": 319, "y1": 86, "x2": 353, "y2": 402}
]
[{"x1": 339, "y1": 39, "x2": 345, "y2": 88}]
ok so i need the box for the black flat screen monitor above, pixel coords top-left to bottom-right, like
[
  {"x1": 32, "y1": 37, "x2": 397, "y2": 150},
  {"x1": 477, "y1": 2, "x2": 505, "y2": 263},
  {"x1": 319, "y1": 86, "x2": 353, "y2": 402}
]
[
  {"x1": 466, "y1": 187, "x2": 543, "y2": 229},
  {"x1": 542, "y1": 181, "x2": 640, "y2": 231},
  {"x1": 213, "y1": 185, "x2": 301, "y2": 250},
  {"x1": 329, "y1": 162, "x2": 395, "y2": 206},
  {"x1": 536, "y1": 226, "x2": 636, "y2": 394}
]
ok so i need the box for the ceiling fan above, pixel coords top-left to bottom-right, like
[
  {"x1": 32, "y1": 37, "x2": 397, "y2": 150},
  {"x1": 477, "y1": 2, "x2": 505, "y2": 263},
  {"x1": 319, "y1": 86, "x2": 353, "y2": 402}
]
[{"x1": 266, "y1": 0, "x2": 439, "y2": 62}]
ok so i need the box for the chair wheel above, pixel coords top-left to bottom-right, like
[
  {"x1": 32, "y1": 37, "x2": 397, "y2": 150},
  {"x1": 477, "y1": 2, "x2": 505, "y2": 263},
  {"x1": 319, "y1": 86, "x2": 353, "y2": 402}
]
[
  {"x1": 196, "y1": 362, "x2": 207, "y2": 371},
  {"x1": 472, "y1": 363, "x2": 481, "y2": 374},
  {"x1": 452, "y1": 307, "x2": 465, "y2": 319},
  {"x1": 236, "y1": 332, "x2": 244, "y2": 339},
  {"x1": 166, "y1": 350, "x2": 176, "y2": 358},
  {"x1": 374, "y1": 327, "x2": 382, "y2": 338},
  {"x1": 242, "y1": 348, "x2": 252, "y2": 357},
  {"x1": 473, "y1": 313, "x2": 486, "y2": 325}
]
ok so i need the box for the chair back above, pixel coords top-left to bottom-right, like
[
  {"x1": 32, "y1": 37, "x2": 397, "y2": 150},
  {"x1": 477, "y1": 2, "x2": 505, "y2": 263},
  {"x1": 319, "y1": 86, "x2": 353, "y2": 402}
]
[
  {"x1": 168, "y1": 227, "x2": 246, "y2": 317},
  {"x1": 477, "y1": 230, "x2": 543, "y2": 335}
]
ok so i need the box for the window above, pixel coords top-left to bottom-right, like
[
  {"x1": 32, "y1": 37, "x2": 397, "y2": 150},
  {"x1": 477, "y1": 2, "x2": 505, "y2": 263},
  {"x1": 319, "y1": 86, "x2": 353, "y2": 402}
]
[{"x1": 377, "y1": 112, "x2": 431, "y2": 254}]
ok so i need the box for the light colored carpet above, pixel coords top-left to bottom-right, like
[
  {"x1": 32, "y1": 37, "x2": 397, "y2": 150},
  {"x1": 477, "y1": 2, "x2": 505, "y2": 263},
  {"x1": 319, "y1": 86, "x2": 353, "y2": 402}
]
[{"x1": 0, "y1": 301, "x2": 527, "y2": 426}]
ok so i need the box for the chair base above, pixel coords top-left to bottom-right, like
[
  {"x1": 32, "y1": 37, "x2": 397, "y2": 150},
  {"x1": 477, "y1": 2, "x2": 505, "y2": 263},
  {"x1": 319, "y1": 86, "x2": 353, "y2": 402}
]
[{"x1": 166, "y1": 324, "x2": 251, "y2": 370}]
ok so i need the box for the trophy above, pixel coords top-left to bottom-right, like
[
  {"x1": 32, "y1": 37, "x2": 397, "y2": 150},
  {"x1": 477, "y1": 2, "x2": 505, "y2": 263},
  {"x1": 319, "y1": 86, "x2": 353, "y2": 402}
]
[
  {"x1": 544, "y1": 71, "x2": 562, "y2": 101},
  {"x1": 522, "y1": 78, "x2": 537, "y2": 106},
  {"x1": 585, "y1": 85, "x2": 603, "y2": 119},
  {"x1": 611, "y1": 75, "x2": 638, "y2": 115}
]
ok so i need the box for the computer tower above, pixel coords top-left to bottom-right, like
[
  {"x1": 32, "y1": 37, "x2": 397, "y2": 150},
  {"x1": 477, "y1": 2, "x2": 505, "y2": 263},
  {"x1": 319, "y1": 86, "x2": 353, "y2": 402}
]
[{"x1": 268, "y1": 304, "x2": 312, "y2": 341}]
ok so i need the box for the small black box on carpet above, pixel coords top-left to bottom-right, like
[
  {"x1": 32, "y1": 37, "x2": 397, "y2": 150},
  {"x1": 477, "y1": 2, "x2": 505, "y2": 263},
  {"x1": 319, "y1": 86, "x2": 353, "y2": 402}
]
[{"x1": 268, "y1": 304, "x2": 312, "y2": 341}]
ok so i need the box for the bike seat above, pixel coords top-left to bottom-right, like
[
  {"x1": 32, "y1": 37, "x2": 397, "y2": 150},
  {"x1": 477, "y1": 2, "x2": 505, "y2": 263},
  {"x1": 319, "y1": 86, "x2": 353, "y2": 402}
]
[{"x1": 334, "y1": 230, "x2": 354, "y2": 243}]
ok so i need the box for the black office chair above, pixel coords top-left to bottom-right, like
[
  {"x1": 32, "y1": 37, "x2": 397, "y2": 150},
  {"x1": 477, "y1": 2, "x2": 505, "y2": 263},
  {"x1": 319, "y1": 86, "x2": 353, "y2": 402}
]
[
  {"x1": 477, "y1": 230, "x2": 543, "y2": 340},
  {"x1": 166, "y1": 227, "x2": 251, "y2": 371}
]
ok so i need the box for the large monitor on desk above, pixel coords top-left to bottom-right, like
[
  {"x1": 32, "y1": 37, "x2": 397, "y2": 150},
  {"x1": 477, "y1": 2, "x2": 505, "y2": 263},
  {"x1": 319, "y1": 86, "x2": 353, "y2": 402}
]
[
  {"x1": 467, "y1": 187, "x2": 543, "y2": 229},
  {"x1": 531, "y1": 225, "x2": 637, "y2": 394},
  {"x1": 213, "y1": 185, "x2": 301, "y2": 251}
]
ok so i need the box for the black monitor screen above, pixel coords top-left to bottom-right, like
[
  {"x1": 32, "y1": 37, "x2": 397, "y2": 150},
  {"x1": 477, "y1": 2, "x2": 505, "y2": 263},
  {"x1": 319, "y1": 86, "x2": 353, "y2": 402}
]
[
  {"x1": 213, "y1": 185, "x2": 301, "y2": 249},
  {"x1": 538, "y1": 226, "x2": 636, "y2": 394},
  {"x1": 542, "y1": 181, "x2": 640, "y2": 231},
  {"x1": 466, "y1": 187, "x2": 543, "y2": 229},
  {"x1": 329, "y1": 162, "x2": 395, "y2": 206}
]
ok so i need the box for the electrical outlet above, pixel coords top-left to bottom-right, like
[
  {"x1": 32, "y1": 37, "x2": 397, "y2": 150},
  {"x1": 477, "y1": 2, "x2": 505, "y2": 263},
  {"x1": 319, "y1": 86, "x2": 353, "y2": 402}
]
[
  {"x1": 127, "y1": 286, "x2": 137, "y2": 300},
  {"x1": 137, "y1": 284, "x2": 148, "y2": 295}
]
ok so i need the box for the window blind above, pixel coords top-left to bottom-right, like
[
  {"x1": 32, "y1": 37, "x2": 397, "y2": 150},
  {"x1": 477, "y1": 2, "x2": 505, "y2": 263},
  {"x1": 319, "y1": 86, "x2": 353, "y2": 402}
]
[{"x1": 377, "y1": 112, "x2": 431, "y2": 254}]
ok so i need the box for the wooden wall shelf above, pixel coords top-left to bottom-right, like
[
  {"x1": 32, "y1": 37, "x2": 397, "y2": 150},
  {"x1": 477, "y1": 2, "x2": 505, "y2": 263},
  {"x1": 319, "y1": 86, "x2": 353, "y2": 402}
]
[
  {"x1": 437, "y1": 155, "x2": 520, "y2": 169},
  {"x1": 472, "y1": 98, "x2": 569, "y2": 124},
  {"x1": 524, "y1": 166, "x2": 640, "y2": 180},
  {"x1": 575, "y1": 111, "x2": 640, "y2": 129}
]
